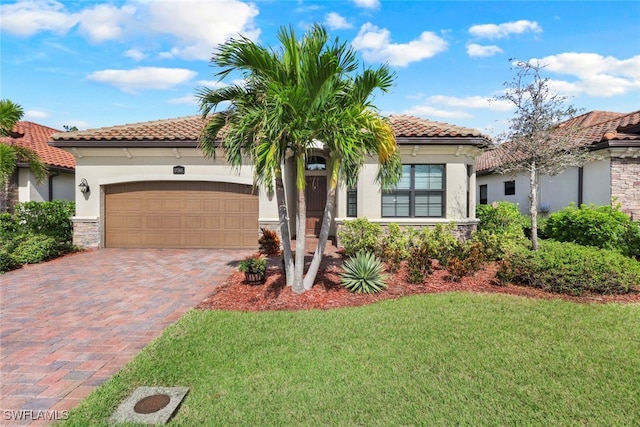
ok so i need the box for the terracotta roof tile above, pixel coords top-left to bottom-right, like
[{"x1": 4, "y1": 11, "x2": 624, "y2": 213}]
[
  {"x1": 389, "y1": 115, "x2": 489, "y2": 140},
  {"x1": 1, "y1": 121, "x2": 75, "y2": 169},
  {"x1": 51, "y1": 114, "x2": 491, "y2": 146},
  {"x1": 52, "y1": 116, "x2": 207, "y2": 142},
  {"x1": 477, "y1": 110, "x2": 640, "y2": 172}
]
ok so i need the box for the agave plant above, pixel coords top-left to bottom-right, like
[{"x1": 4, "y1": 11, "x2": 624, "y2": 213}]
[{"x1": 340, "y1": 252, "x2": 387, "y2": 294}]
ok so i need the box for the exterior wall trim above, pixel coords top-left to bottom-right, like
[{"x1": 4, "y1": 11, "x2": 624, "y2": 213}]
[{"x1": 98, "y1": 174, "x2": 254, "y2": 186}]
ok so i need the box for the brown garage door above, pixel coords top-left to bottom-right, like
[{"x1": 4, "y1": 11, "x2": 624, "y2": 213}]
[{"x1": 105, "y1": 181, "x2": 258, "y2": 248}]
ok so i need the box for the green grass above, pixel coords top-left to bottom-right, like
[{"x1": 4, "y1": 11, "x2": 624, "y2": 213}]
[{"x1": 60, "y1": 293, "x2": 640, "y2": 426}]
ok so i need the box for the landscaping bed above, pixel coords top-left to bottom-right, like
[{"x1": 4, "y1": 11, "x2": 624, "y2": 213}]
[{"x1": 198, "y1": 258, "x2": 640, "y2": 312}]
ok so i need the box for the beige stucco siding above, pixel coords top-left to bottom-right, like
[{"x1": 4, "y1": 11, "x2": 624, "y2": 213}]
[
  {"x1": 69, "y1": 148, "x2": 278, "y2": 220},
  {"x1": 18, "y1": 168, "x2": 75, "y2": 203}
]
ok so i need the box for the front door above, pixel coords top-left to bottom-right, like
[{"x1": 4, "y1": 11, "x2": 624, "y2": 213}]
[{"x1": 305, "y1": 175, "x2": 327, "y2": 236}]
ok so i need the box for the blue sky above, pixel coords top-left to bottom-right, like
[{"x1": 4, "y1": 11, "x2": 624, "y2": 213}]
[{"x1": 1, "y1": 0, "x2": 639, "y2": 137}]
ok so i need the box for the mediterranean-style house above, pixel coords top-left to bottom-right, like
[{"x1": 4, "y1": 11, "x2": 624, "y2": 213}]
[
  {"x1": 0, "y1": 121, "x2": 76, "y2": 213},
  {"x1": 50, "y1": 115, "x2": 490, "y2": 249},
  {"x1": 476, "y1": 110, "x2": 640, "y2": 219}
]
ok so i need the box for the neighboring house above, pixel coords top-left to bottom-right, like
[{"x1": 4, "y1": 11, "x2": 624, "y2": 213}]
[
  {"x1": 50, "y1": 115, "x2": 490, "y2": 249},
  {"x1": 0, "y1": 121, "x2": 76, "y2": 213},
  {"x1": 476, "y1": 110, "x2": 640, "y2": 219}
]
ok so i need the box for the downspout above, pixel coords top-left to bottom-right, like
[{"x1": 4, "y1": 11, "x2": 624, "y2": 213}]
[
  {"x1": 48, "y1": 170, "x2": 61, "y2": 201},
  {"x1": 577, "y1": 166, "x2": 584, "y2": 206}
]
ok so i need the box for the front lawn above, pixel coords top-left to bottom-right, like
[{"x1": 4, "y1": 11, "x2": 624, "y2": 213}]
[{"x1": 61, "y1": 293, "x2": 640, "y2": 426}]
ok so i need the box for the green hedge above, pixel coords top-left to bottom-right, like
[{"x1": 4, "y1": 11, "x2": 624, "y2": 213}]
[
  {"x1": 497, "y1": 240, "x2": 640, "y2": 295},
  {"x1": 544, "y1": 203, "x2": 640, "y2": 258},
  {"x1": 1, "y1": 201, "x2": 76, "y2": 272}
]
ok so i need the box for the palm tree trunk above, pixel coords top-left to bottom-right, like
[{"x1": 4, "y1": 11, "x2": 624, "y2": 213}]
[
  {"x1": 292, "y1": 156, "x2": 306, "y2": 293},
  {"x1": 275, "y1": 167, "x2": 294, "y2": 287},
  {"x1": 303, "y1": 158, "x2": 339, "y2": 290},
  {"x1": 529, "y1": 162, "x2": 539, "y2": 251}
]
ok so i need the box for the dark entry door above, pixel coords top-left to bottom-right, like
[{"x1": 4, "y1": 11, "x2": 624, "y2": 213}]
[{"x1": 305, "y1": 176, "x2": 327, "y2": 236}]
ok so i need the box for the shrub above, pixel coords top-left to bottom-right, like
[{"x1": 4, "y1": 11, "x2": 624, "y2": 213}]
[
  {"x1": 14, "y1": 200, "x2": 75, "y2": 242},
  {"x1": 238, "y1": 255, "x2": 267, "y2": 275},
  {"x1": 497, "y1": 240, "x2": 640, "y2": 295},
  {"x1": 258, "y1": 228, "x2": 281, "y2": 255},
  {"x1": 419, "y1": 223, "x2": 463, "y2": 268},
  {"x1": 341, "y1": 252, "x2": 387, "y2": 294},
  {"x1": 544, "y1": 203, "x2": 640, "y2": 258},
  {"x1": 11, "y1": 234, "x2": 61, "y2": 264},
  {"x1": 0, "y1": 213, "x2": 18, "y2": 238},
  {"x1": 338, "y1": 218, "x2": 382, "y2": 258},
  {"x1": 406, "y1": 240, "x2": 432, "y2": 284},
  {"x1": 0, "y1": 249, "x2": 19, "y2": 273},
  {"x1": 471, "y1": 229, "x2": 520, "y2": 261},
  {"x1": 476, "y1": 201, "x2": 527, "y2": 238},
  {"x1": 379, "y1": 223, "x2": 415, "y2": 272}
]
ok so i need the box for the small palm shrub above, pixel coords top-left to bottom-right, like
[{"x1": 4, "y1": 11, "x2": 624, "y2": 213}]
[
  {"x1": 341, "y1": 252, "x2": 387, "y2": 294},
  {"x1": 258, "y1": 228, "x2": 281, "y2": 255},
  {"x1": 338, "y1": 218, "x2": 382, "y2": 258},
  {"x1": 497, "y1": 240, "x2": 640, "y2": 295}
]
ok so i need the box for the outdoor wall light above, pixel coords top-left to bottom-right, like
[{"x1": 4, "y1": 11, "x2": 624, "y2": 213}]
[{"x1": 78, "y1": 178, "x2": 90, "y2": 194}]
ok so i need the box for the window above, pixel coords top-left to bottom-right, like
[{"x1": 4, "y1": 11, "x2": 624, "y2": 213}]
[
  {"x1": 306, "y1": 155, "x2": 326, "y2": 171},
  {"x1": 346, "y1": 186, "x2": 357, "y2": 217},
  {"x1": 382, "y1": 164, "x2": 445, "y2": 217},
  {"x1": 479, "y1": 184, "x2": 488, "y2": 204},
  {"x1": 504, "y1": 180, "x2": 515, "y2": 196}
]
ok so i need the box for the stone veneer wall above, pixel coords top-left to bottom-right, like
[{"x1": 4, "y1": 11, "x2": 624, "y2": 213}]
[
  {"x1": 611, "y1": 158, "x2": 640, "y2": 220},
  {"x1": 73, "y1": 218, "x2": 100, "y2": 249},
  {"x1": 0, "y1": 171, "x2": 19, "y2": 213}
]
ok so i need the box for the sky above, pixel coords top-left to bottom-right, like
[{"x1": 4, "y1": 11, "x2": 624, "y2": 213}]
[{"x1": 1, "y1": 0, "x2": 639, "y2": 138}]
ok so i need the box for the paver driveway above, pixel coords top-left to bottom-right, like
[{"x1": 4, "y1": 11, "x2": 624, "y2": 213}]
[{"x1": 0, "y1": 248, "x2": 251, "y2": 426}]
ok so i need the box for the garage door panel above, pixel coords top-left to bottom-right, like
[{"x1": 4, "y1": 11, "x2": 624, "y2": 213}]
[{"x1": 105, "y1": 181, "x2": 258, "y2": 249}]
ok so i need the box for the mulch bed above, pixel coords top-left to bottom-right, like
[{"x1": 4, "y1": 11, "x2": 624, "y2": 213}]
[{"x1": 197, "y1": 256, "x2": 640, "y2": 312}]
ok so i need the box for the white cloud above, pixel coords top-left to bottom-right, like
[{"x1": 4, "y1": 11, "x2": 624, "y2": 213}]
[
  {"x1": 353, "y1": 0, "x2": 380, "y2": 9},
  {"x1": 0, "y1": 0, "x2": 77, "y2": 36},
  {"x1": 168, "y1": 95, "x2": 198, "y2": 105},
  {"x1": 87, "y1": 67, "x2": 197, "y2": 92},
  {"x1": 124, "y1": 49, "x2": 147, "y2": 61},
  {"x1": 25, "y1": 109, "x2": 49, "y2": 119},
  {"x1": 147, "y1": 0, "x2": 260, "y2": 60},
  {"x1": 469, "y1": 20, "x2": 541, "y2": 39},
  {"x1": 1, "y1": 0, "x2": 259, "y2": 61},
  {"x1": 427, "y1": 95, "x2": 513, "y2": 111},
  {"x1": 401, "y1": 105, "x2": 473, "y2": 120},
  {"x1": 534, "y1": 53, "x2": 640, "y2": 97},
  {"x1": 466, "y1": 43, "x2": 503, "y2": 58},
  {"x1": 325, "y1": 12, "x2": 352, "y2": 30},
  {"x1": 352, "y1": 23, "x2": 448, "y2": 67},
  {"x1": 75, "y1": 3, "x2": 136, "y2": 42}
]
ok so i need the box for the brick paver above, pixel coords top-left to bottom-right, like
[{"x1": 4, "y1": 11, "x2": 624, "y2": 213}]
[{"x1": 0, "y1": 248, "x2": 250, "y2": 426}]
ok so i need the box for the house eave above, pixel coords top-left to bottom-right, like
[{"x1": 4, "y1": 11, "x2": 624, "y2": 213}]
[
  {"x1": 49, "y1": 140, "x2": 201, "y2": 148},
  {"x1": 396, "y1": 136, "x2": 490, "y2": 147}
]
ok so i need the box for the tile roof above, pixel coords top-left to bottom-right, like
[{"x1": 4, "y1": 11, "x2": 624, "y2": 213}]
[
  {"x1": 1, "y1": 121, "x2": 75, "y2": 169},
  {"x1": 389, "y1": 115, "x2": 490, "y2": 140},
  {"x1": 51, "y1": 114, "x2": 490, "y2": 149},
  {"x1": 476, "y1": 110, "x2": 640, "y2": 172},
  {"x1": 51, "y1": 116, "x2": 207, "y2": 142}
]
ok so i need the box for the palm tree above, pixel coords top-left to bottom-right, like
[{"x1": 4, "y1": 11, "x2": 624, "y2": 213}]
[
  {"x1": 1, "y1": 99, "x2": 47, "y2": 212},
  {"x1": 197, "y1": 24, "x2": 401, "y2": 293}
]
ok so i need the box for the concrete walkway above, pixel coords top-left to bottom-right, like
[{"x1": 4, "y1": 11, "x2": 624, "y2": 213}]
[{"x1": 0, "y1": 248, "x2": 251, "y2": 426}]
